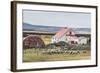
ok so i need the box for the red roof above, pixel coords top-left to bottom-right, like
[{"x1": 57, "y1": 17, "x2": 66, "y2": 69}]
[{"x1": 54, "y1": 27, "x2": 73, "y2": 39}]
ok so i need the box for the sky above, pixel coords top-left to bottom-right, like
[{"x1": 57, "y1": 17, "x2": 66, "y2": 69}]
[{"x1": 23, "y1": 10, "x2": 91, "y2": 28}]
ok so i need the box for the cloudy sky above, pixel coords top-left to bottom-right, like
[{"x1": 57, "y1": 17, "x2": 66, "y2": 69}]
[{"x1": 23, "y1": 10, "x2": 91, "y2": 28}]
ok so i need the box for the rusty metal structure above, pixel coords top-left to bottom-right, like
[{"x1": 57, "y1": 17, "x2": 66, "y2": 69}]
[{"x1": 23, "y1": 35, "x2": 45, "y2": 49}]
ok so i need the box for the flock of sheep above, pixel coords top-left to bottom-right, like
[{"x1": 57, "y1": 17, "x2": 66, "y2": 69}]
[
  {"x1": 37, "y1": 42, "x2": 90, "y2": 55},
  {"x1": 41, "y1": 48, "x2": 80, "y2": 55}
]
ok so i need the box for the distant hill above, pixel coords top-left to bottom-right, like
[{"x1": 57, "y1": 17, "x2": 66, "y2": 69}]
[
  {"x1": 23, "y1": 23, "x2": 61, "y2": 33},
  {"x1": 23, "y1": 23, "x2": 91, "y2": 34}
]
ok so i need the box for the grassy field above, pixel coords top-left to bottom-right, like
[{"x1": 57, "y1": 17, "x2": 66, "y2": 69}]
[{"x1": 23, "y1": 48, "x2": 91, "y2": 62}]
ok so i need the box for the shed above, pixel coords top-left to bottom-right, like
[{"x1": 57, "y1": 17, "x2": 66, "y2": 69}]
[{"x1": 23, "y1": 35, "x2": 45, "y2": 49}]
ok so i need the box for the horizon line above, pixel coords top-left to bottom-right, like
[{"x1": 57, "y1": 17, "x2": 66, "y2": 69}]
[{"x1": 23, "y1": 22, "x2": 91, "y2": 29}]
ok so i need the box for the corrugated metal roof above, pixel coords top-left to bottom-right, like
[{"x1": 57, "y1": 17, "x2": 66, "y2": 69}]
[{"x1": 54, "y1": 27, "x2": 74, "y2": 39}]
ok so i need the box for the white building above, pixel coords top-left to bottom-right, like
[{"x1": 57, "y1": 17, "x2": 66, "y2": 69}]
[{"x1": 52, "y1": 27, "x2": 88, "y2": 45}]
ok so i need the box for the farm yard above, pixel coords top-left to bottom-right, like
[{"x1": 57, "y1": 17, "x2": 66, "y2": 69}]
[
  {"x1": 23, "y1": 26, "x2": 91, "y2": 62},
  {"x1": 23, "y1": 41, "x2": 91, "y2": 62},
  {"x1": 22, "y1": 10, "x2": 92, "y2": 63},
  {"x1": 23, "y1": 48, "x2": 90, "y2": 62}
]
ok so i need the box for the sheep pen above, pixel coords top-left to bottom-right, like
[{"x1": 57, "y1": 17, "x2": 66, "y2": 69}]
[{"x1": 23, "y1": 43, "x2": 91, "y2": 62}]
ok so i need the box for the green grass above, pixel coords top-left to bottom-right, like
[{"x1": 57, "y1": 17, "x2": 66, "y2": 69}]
[{"x1": 23, "y1": 48, "x2": 91, "y2": 62}]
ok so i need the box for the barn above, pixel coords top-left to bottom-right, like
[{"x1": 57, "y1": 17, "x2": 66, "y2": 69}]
[
  {"x1": 52, "y1": 27, "x2": 89, "y2": 45},
  {"x1": 23, "y1": 35, "x2": 45, "y2": 49}
]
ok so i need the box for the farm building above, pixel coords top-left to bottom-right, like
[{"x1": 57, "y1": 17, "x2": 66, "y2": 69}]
[
  {"x1": 23, "y1": 35, "x2": 45, "y2": 49},
  {"x1": 52, "y1": 27, "x2": 89, "y2": 45},
  {"x1": 23, "y1": 23, "x2": 90, "y2": 46}
]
